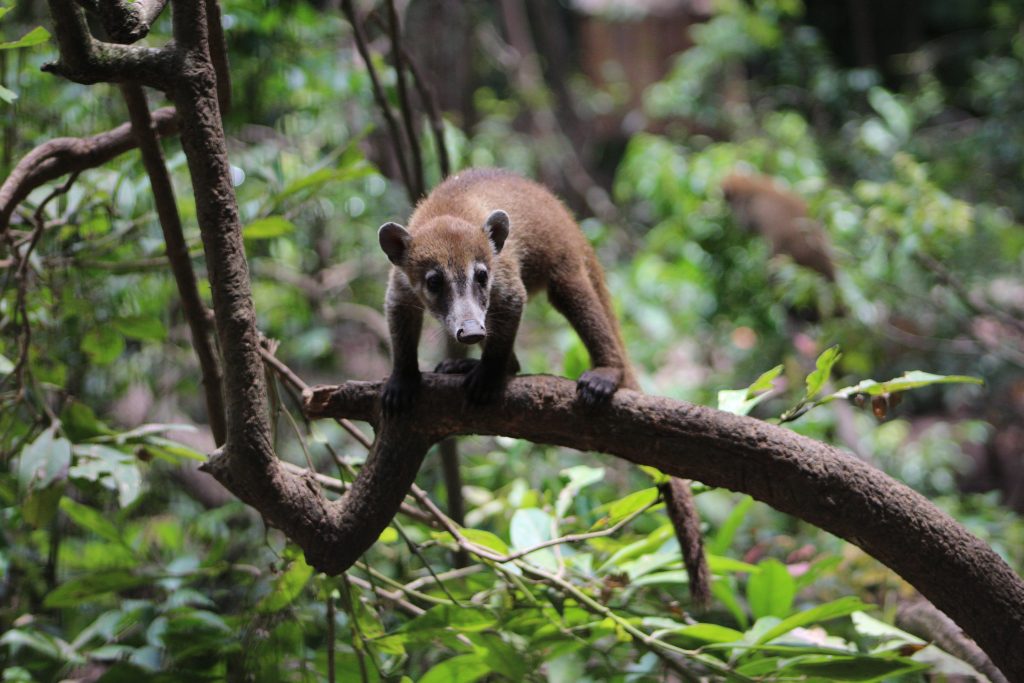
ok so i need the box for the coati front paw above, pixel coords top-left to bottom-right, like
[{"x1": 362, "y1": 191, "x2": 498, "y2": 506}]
[
  {"x1": 576, "y1": 367, "x2": 624, "y2": 406},
  {"x1": 435, "y1": 357, "x2": 480, "y2": 375},
  {"x1": 463, "y1": 361, "x2": 507, "y2": 404},
  {"x1": 381, "y1": 369, "x2": 421, "y2": 415}
]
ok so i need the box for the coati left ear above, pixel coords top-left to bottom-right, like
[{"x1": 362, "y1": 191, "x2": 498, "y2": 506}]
[
  {"x1": 483, "y1": 210, "x2": 510, "y2": 255},
  {"x1": 379, "y1": 222, "x2": 412, "y2": 265}
]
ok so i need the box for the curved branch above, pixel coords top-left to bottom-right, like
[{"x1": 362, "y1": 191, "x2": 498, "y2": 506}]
[
  {"x1": 44, "y1": 0, "x2": 174, "y2": 88},
  {"x1": 0, "y1": 108, "x2": 178, "y2": 231},
  {"x1": 304, "y1": 373, "x2": 1024, "y2": 682},
  {"x1": 86, "y1": 0, "x2": 170, "y2": 44}
]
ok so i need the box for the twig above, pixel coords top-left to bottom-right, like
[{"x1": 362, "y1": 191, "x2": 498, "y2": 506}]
[
  {"x1": 385, "y1": 0, "x2": 424, "y2": 197},
  {"x1": 0, "y1": 107, "x2": 179, "y2": 231},
  {"x1": 340, "y1": 0, "x2": 415, "y2": 202}
]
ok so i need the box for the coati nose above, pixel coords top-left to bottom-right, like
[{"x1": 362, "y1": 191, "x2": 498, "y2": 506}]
[{"x1": 456, "y1": 320, "x2": 485, "y2": 344}]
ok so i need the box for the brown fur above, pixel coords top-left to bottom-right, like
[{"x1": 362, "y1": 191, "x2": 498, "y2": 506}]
[
  {"x1": 379, "y1": 168, "x2": 636, "y2": 411},
  {"x1": 721, "y1": 173, "x2": 836, "y2": 281}
]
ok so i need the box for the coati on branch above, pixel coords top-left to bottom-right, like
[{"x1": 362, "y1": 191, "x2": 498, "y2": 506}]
[
  {"x1": 377, "y1": 168, "x2": 710, "y2": 607},
  {"x1": 377, "y1": 167, "x2": 636, "y2": 409}
]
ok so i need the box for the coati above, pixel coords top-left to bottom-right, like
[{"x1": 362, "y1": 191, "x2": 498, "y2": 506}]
[
  {"x1": 377, "y1": 167, "x2": 635, "y2": 410},
  {"x1": 721, "y1": 172, "x2": 836, "y2": 282},
  {"x1": 377, "y1": 168, "x2": 710, "y2": 608}
]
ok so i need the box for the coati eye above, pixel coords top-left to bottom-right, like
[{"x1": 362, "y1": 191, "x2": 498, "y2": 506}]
[
  {"x1": 425, "y1": 272, "x2": 444, "y2": 293},
  {"x1": 474, "y1": 268, "x2": 488, "y2": 286}
]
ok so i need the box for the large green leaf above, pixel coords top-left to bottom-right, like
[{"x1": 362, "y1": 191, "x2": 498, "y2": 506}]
[
  {"x1": 0, "y1": 26, "x2": 50, "y2": 50},
  {"x1": 419, "y1": 653, "x2": 490, "y2": 683},
  {"x1": 754, "y1": 596, "x2": 872, "y2": 645},
  {"x1": 17, "y1": 426, "x2": 71, "y2": 492},
  {"x1": 59, "y1": 497, "x2": 124, "y2": 544},
  {"x1": 44, "y1": 570, "x2": 151, "y2": 608},
  {"x1": 258, "y1": 556, "x2": 314, "y2": 613},
  {"x1": 243, "y1": 216, "x2": 296, "y2": 240},
  {"x1": 747, "y1": 558, "x2": 795, "y2": 619}
]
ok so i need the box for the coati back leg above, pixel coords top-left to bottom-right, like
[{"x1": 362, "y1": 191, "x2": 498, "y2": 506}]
[{"x1": 546, "y1": 265, "x2": 632, "y2": 405}]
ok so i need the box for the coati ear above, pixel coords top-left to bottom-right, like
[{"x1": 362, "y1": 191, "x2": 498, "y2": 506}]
[
  {"x1": 378, "y1": 222, "x2": 412, "y2": 265},
  {"x1": 483, "y1": 210, "x2": 510, "y2": 255}
]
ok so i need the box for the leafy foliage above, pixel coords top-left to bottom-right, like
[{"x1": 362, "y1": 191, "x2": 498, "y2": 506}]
[{"x1": 2, "y1": 0, "x2": 1022, "y2": 680}]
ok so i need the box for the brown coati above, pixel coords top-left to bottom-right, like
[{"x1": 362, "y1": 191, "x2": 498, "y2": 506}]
[
  {"x1": 721, "y1": 172, "x2": 836, "y2": 282},
  {"x1": 377, "y1": 167, "x2": 636, "y2": 409},
  {"x1": 377, "y1": 167, "x2": 709, "y2": 607}
]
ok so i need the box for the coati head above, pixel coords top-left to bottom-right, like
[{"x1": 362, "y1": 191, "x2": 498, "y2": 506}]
[{"x1": 378, "y1": 210, "x2": 510, "y2": 345}]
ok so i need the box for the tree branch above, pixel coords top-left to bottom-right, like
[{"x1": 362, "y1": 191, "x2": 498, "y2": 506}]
[
  {"x1": 0, "y1": 107, "x2": 178, "y2": 231},
  {"x1": 120, "y1": 82, "x2": 226, "y2": 446},
  {"x1": 87, "y1": 0, "x2": 170, "y2": 44},
  {"x1": 304, "y1": 373, "x2": 1024, "y2": 682},
  {"x1": 44, "y1": 0, "x2": 174, "y2": 88}
]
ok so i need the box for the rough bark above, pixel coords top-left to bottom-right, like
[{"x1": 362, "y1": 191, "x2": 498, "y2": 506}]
[
  {"x1": 305, "y1": 374, "x2": 1024, "y2": 682},
  {"x1": 121, "y1": 83, "x2": 226, "y2": 446},
  {"x1": 0, "y1": 107, "x2": 178, "y2": 231}
]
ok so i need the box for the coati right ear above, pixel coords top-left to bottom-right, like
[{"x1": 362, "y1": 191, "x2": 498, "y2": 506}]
[
  {"x1": 378, "y1": 222, "x2": 412, "y2": 265},
  {"x1": 483, "y1": 210, "x2": 510, "y2": 255}
]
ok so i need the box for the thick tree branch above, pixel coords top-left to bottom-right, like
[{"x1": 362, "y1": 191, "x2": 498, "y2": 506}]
[
  {"x1": 304, "y1": 373, "x2": 1024, "y2": 682},
  {"x1": 0, "y1": 108, "x2": 178, "y2": 231},
  {"x1": 44, "y1": 0, "x2": 174, "y2": 88},
  {"x1": 84, "y1": 0, "x2": 170, "y2": 44},
  {"x1": 121, "y1": 82, "x2": 226, "y2": 446}
]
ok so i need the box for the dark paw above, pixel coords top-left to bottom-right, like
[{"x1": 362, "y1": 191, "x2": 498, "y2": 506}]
[
  {"x1": 435, "y1": 357, "x2": 480, "y2": 375},
  {"x1": 576, "y1": 368, "x2": 623, "y2": 407},
  {"x1": 463, "y1": 361, "x2": 506, "y2": 404},
  {"x1": 381, "y1": 370, "x2": 421, "y2": 415}
]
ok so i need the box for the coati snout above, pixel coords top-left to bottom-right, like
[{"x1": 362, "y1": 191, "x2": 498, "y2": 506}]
[{"x1": 379, "y1": 209, "x2": 509, "y2": 348}]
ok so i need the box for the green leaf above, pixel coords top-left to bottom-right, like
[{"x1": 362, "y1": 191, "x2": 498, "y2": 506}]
[
  {"x1": 142, "y1": 436, "x2": 206, "y2": 462},
  {"x1": 0, "y1": 26, "x2": 50, "y2": 50},
  {"x1": 81, "y1": 327, "x2": 125, "y2": 365},
  {"x1": 598, "y1": 523, "x2": 673, "y2": 573},
  {"x1": 59, "y1": 497, "x2": 124, "y2": 544},
  {"x1": 258, "y1": 556, "x2": 313, "y2": 613},
  {"x1": 243, "y1": 216, "x2": 295, "y2": 240},
  {"x1": 17, "y1": 426, "x2": 71, "y2": 492},
  {"x1": 0, "y1": 352, "x2": 14, "y2": 374},
  {"x1": 754, "y1": 596, "x2": 872, "y2": 645},
  {"x1": 381, "y1": 605, "x2": 498, "y2": 650},
  {"x1": 0, "y1": 83, "x2": 14, "y2": 103},
  {"x1": 556, "y1": 465, "x2": 604, "y2": 518},
  {"x1": 509, "y1": 508, "x2": 557, "y2": 568},
  {"x1": 708, "y1": 495, "x2": 754, "y2": 555},
  {"x1": 599, "y1": 487, "x2": 658, "y2": 525},
  {"x1": 22, "y1": 483, "x2": 64, "y2": 528},
  {"x1": 419, "y1": 653, "x2": 490, "y2": 683},
  {"x1": 44, "y1": 570, "x2": 151, "y2": 608},
  {"x1": 830, "y1": 371, "x2": 984, "y2": 401},
  {"x1": 69, "y1": 444, "x2": 142, "y2": 507},
  {"x1": 747, "y1": 558, "x2": 796, "y2": 619},
  {"x1": 112, "y1": 315, "x2": 167, "y2": 341},
  {"x1": 784, "y1": 654, "x2": 928, "y2": 680},
  {"x1": 377, "y1": 526, "x2": 398, "y2": 543},
  {"x1": 672, "y1": 623, "x2": 744, "y2": 644},
  {"x1": 468, "y1": 633, "x2": 528, "y2": 681},
  {"x1": 61, "y1": 401, "x2": 115, "y2": 441},
  {"x1": 748, "y1": 364, "x2": 784, "y2": 394},
  {"x1": 806, "y1": 345, "x2": 842, "y2": 399},
  {"x1": 460, "y1": 528, "x2": 509, "y2": 555}
]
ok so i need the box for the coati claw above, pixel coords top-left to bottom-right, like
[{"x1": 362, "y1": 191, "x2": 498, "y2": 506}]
[
  {"x1": 435, "y1": 357, "x2": 480, "y2": 375},
  {"x1": 576, "y1": 368, "x2": 622, "y2": 406},
  {"x1": 381, "y1": 370, "x2": 421, "y2": 415},
  {"x1": 463, "y1": 361, "x2": 506, "y2": 404}
]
